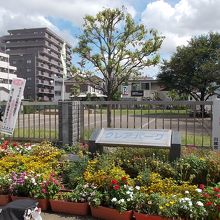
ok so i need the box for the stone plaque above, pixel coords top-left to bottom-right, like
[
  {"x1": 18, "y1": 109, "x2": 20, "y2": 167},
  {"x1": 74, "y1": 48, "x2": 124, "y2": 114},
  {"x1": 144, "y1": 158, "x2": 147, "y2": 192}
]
[{"x1": 95, "y1": 128, "x2": 172, "y2": 147}]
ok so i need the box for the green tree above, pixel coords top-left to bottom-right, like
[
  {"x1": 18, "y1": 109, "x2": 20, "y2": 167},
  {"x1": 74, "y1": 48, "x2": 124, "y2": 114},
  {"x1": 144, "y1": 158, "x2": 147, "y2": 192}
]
[
  {"x1": 73, "y1": 8, "x2": 163, "y2": 126},
  {"x1": 158, "y1": 32, "x2": 220, "y2": 102}
]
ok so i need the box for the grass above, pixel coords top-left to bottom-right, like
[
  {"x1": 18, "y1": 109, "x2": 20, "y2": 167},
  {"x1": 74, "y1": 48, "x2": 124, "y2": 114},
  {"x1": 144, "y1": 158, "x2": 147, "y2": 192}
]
[
  {"x1": 88, "y1": 108, "x2": 188, "y2": 116},
  {"x1": 181, "y1": 134, "x2": 211, "y2": 148},
  {"x1": 10, "y1": 129, "x2": 58, "y2": 139}
]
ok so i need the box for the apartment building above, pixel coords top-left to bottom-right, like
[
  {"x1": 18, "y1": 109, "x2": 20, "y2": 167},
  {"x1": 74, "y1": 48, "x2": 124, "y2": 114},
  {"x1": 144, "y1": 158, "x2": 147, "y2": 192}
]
[
  {"x1": 0, "y1": 28, "x2": 72, "y2": 101},
  {"x1": 0, "y1": 51, "x2": 17, "y2": 101},
  {"x1": 121, "y1": 76, "x2": 169, "y2": 101}
]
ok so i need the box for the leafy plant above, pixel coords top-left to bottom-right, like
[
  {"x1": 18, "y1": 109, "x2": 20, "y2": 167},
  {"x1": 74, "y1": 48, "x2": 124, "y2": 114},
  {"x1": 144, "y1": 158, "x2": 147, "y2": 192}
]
[
  {"x1": 0, "y1": 174, "x2": 11, "y2": 194},
  {"x1": 62, "y1": 155, "x2": 89, "y2": 189},
  {"x1": 175, "y1": 155, "x2": 208, "y2": 184}
]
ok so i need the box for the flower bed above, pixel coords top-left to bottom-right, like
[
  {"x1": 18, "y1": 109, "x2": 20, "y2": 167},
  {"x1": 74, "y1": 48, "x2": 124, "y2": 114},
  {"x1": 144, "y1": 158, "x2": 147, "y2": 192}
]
[{"x1": 0, "y1": 140, "x2": 220, "y2": 219}]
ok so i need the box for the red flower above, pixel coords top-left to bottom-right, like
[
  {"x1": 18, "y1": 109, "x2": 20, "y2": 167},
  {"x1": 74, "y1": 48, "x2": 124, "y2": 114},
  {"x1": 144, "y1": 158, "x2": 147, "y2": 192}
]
[
  {"x1": 113, "y1": 185, "x2": 120, "y2": 190},
  {"x1": 111, "y1": 179, "x2": 118, "y2": 185},
  {"x1": 12, "y1": 142, "x2": 18, "y2": 147},
  {"x1": 199, "y1": 184, "x2": 205, "y2": 190},
  {"x1": 3, "y1": 140, "x2": 9, "y2": 146},
  {"x1": 205, "y1": 201, "x2": 213, "y2": 206},
  {"x1": 213, "y1": 187, "x2": 220, "y2": 193},
  {"x1": 202, "y1": 193, "x2": 211, "y2": 198},
  {"x1": 1, "y1": 144, "x2": 7, "y2": 150},
  {"x1": 121, "y1": 176, "x2": 127, "y2": 182},
  {"x1": 216, "y1": 194, "x2": 220, "y2": 198}
]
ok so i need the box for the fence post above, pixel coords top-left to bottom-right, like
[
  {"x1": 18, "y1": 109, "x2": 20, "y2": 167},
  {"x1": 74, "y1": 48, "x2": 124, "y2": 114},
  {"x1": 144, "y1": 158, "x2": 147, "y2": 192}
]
[
  {"x1": 72, "y1": 101, "x2": 81, "y2": 144},
  {"x1": 79, "y1": 102, "x2": 84, "y2": 142},
  {"x1": 212, "y1": 98, "x2": 220, "y2": 150},
  {"x1": 58, "y1": 101, "x2": 73, "y2": 146}
]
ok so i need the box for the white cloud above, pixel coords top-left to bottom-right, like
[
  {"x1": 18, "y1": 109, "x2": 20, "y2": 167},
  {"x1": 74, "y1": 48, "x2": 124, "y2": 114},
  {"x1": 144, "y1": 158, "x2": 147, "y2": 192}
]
[
  {"x1": 0, "y1": 0, "x2": 219, "y2": 76},
  {"x1": 0, "y1": 0, "x2": 135, "y2": 46},
  {"x1": 141, "y1": 0, "x2": 220, "y2": 54}
]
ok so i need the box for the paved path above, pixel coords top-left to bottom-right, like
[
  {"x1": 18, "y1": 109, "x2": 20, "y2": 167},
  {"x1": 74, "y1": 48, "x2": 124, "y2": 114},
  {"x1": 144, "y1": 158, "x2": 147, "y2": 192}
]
[{"x1": 42, "y1": 212, "x2": 96, "y2": 220}]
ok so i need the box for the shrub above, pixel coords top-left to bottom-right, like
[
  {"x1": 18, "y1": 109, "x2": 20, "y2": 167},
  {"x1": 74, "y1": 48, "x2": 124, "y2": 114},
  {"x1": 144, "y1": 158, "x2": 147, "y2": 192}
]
[
  {"x1": 62, "y1": 155, "x2": 89, "y2": 189},
  {"x1": 174, "y1": 155, "x2": 208, "y2": 184}
]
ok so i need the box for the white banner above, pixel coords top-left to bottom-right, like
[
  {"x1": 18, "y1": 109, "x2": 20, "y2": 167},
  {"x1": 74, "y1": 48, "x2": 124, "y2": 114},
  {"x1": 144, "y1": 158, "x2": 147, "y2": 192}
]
[
  {"x1": 60, "y1": 42, "x2": 67, "y2": 78},
  {"x1": 0, "y1": 78, "x2": 26, "y2": 135}
]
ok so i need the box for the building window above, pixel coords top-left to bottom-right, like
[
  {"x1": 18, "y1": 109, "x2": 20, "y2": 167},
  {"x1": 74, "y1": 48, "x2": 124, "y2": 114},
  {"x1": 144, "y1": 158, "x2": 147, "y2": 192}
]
[
  {"x1": 27, "y1": 68, "x2": 31, "y2": 72},
  {"x1": 55, "y1": 91, "x2": 61, "y2": 96},
  {"x1": 27, "y1": 77, "x2": 32, "y2": 80},
  {"x1": 131, "y1": 83, "x2": 141, "y2": 91},
  {"x1": 12, "y1": 60, "x2": 16, "y2": 64},
  {"x1": 141, "y1": 83, "x2": 150, "y2": 90},
  {"x1": 27, "y1": 59, "x2": 31, "y2": 64}
]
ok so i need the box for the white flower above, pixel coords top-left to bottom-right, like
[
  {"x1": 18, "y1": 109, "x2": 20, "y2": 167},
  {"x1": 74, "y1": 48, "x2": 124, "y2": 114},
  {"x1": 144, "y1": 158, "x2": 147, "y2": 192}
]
[
  {"x1": 196, "y1": 188, "x2": 202, "y2": 193},
  {"x1": 185, "y1": 191, "x2": 189, "y2": 194},
  {"x1": 135, "y1": 186, "x2": 140, "y2": 190},
  {"x1": 24, "y1": 176, "x2": 28, "y2": 179},
  {"x1": 111, "y1": 198, "x2": 117, "y2": 202},
  {"x1": 119, "y1": 199, "x2": 125, "y2": 203},
  {"x1": 196, "y1": 201, "x2": 204, "y2": 207},
  {"x1": 128, "y1": 186, "x2": 133, "y2": 191}
]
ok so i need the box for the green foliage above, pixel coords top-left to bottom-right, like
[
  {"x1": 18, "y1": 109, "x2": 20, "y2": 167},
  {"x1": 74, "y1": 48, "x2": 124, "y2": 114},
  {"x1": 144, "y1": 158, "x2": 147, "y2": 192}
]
[
  {"x1": 73, "y1": 7, "x2": 163, "y2": 101},
  {"x1": 23, "y1": 105, "x2": 36, "y2": 114},
  {"x1": 111, "y1": 147, "x2": 171, "y2": 178},
  {"x1": 0, "y1": 174, "x2": 11, "y2": 194},
  {"x1": 158, "y1": 32, "x2": 220, "y2": 101},
  {"x1": 175, "y1": 155, "x2": 208, "y2": 184},
  {"x1": 62, "y1": 155, "x2": 89, "y2": 189}
]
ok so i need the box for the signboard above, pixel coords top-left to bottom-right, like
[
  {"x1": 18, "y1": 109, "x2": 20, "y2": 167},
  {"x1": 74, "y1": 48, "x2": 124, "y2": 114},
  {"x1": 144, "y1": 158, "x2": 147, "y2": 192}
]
[
  {"x1": 122, "y1": 86, "x2": 128, "y2": 95},
  {"x1": 212, "y1": 99, "x2": 220, "y2": 150},
  {"x1": 131, "y1": 90, "x2": 143, "y2": 96},
  {"x1": 0, "y1": 78, "x2": 26, "y2": 135},
  {"x1": 95, "y1": 128, "x2": 172, "y2": 147}
]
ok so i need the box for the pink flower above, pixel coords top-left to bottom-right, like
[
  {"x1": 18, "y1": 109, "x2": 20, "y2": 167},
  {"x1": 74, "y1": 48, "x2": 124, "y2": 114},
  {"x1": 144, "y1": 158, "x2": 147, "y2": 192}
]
[{"x1": 42, "y1": 188, "x2": 47, "y2": 194}]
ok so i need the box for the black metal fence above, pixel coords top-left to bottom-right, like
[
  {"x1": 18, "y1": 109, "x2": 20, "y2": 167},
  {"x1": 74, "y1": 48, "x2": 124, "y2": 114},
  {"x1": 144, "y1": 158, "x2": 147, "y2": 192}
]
[
  {"x1": 0, "y1": 101, "x2": 59, "y2": 142},
  {"x1": 0, "y1": 100, "x2": 213, "y2": 147},
  {"x1": 80, "y1": 101, "x2": 213, "y2": 148}
]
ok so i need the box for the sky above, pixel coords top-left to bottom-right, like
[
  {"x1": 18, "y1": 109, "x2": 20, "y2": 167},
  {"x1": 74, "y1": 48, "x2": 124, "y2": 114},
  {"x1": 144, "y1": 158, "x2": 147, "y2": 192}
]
[{"x1": 0, "y1": 0, "x2": 220, "y2": 77}]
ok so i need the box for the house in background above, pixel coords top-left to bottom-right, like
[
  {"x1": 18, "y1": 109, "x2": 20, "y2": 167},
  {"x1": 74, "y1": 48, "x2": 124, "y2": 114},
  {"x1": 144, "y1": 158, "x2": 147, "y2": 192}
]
[
  {"x1": 65, "y1": 75, "x2": 106, "y2": 100},
  {"x1": 0, "y1": 51, "x2": 17, "y2": 101},
  {"x1": 121, "y1": 76, "x2": 169, "y2": 101}
]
